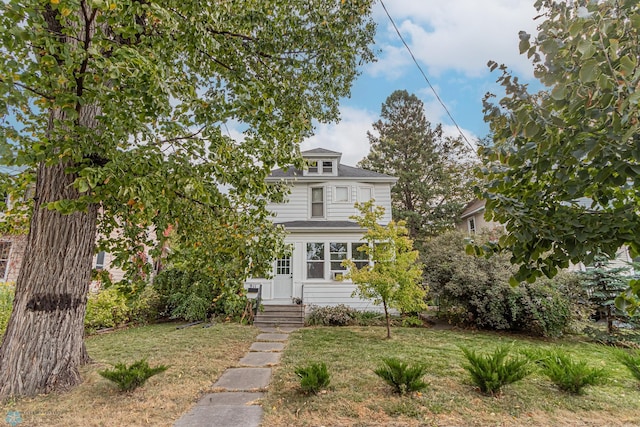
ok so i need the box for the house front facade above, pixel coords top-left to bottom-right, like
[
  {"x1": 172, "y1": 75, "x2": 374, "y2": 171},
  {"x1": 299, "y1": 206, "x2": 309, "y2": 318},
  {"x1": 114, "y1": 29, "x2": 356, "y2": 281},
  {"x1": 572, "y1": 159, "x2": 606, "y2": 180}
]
[{"x1": 245, "y1": 148, "x2": 397, "y2": 309}]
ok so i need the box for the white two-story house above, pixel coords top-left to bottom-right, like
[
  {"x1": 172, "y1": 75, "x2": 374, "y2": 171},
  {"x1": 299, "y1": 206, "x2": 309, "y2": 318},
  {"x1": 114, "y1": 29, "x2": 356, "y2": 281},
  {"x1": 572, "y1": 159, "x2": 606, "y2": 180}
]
[{"x1": 246, "y1": 148, "x2": 397, "y2": 310}]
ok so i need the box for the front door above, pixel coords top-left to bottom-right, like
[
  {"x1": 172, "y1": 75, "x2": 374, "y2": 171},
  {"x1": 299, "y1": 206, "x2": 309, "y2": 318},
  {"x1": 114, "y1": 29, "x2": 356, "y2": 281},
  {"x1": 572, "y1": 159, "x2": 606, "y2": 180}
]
[{"x1": 273, "y1": 256, "x2": 292, "y2": 299}]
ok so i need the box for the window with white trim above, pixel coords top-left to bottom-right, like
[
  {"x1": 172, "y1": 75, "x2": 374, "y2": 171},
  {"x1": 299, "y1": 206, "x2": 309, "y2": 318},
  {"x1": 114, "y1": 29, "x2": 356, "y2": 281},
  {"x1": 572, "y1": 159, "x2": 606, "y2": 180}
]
[
  {"x1": 334, "y1": 186, "x2": 349, "y2": 203},
  {"x1": 351, "y1": 242, "x2": 369, "y2": 269},
  {"x1": 306, "y1": 243, "x2": 325, "y2": 279},
  {"x1": 358, "y1": 186, "x2": 373, "y2": 203},
  {"x1": 330, "y1": 242, "x2": 348, "y2": 278},
  {"x1": 307, "y1": 160, "x2": 318, "y2": 173},
  {"x1": 468, "y1": 217, "x2": 476, "y2": 234},
  {"x1": 0, "y1": 241, "x2": 11, "y2": 282},
  {"x1": 310, "y1": 187, "x2": 324, "y2": 218},
  {"x1": 95, "y1": 251, "x2": 106, "y2": 270},
  {"x1": 322, "y1": 161, "x2": 333, "y2": 173}
]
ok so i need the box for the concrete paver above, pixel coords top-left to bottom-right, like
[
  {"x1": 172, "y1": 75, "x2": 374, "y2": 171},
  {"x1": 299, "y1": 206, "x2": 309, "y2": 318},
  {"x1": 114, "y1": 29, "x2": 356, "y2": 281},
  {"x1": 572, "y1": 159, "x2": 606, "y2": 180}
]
[
  {"x1": 256, "y1": 333, "x2": 289, "y2": 342},
  {"x1": 239, "y1": 351, "x2": 281, "y2": 367},
  {"x1": 250, "y1": 341, "x2": 285, "y2": 352},
  {"x1": 213, "y1": 367, "x2": 272, "y2": 391},
  {"x1": 174, "y1": 392, "x2": 263, "y2": 427}
]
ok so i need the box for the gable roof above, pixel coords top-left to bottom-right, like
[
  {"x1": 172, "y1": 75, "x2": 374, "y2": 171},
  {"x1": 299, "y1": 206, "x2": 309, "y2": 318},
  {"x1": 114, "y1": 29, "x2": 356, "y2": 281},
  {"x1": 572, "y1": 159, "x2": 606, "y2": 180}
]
[
  {"x1": 460, "y1": 199, "x2": 486, "y2": 219},
  {"x1": 301, "y1": 148, "x2": 342, "y2": 156}
]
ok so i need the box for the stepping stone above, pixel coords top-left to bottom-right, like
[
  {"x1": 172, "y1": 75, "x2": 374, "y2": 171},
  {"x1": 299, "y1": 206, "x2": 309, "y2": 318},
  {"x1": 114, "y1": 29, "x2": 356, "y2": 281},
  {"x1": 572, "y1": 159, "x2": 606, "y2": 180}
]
[
  {"x1": 173, "y1": 392, "x2": 263, "y2": 427},
  {"x1": 239, "y1": 352, "x2": 281, "y2": 367},
  {"x1": 250, "y1": 342, "x2": 285, "y2": 352},
  {"x1": 256, "y1": 333, "x2": 289, "y2": 342},
  {"x1": 258, "y1": 326, "x2": 300, "y2": 333},
  {"x1": 213, "y1": 368, "x2": 272, "y2": 391}
]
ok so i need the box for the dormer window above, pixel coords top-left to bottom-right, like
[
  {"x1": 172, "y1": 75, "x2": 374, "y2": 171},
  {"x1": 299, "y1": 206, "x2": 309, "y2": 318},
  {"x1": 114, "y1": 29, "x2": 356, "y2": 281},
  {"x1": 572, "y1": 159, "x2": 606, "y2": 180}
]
[
  {"x1": 305, "y1": 159, "x2": 334, "y2": 175},
  {"x1": 308, "y1": 160, "x2": 318, "y2": 173},
  {"x1": 322, "y1": 161, "x2": 333, "y2": 173}
]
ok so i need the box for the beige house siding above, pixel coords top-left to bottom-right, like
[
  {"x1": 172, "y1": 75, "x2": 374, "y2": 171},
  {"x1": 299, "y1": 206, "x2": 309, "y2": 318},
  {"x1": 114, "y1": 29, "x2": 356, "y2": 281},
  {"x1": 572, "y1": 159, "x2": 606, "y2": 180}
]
[{"x1": 1, "y1": 235, "x2": 27, "y2": 283}]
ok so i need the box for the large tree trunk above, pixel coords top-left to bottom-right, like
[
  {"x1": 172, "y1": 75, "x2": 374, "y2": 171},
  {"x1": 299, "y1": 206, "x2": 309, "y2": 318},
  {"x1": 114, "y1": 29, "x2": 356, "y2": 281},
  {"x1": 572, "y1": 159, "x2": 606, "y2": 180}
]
[{"x1": 0, "y1": 108, "x2": 99, "y2": 399}]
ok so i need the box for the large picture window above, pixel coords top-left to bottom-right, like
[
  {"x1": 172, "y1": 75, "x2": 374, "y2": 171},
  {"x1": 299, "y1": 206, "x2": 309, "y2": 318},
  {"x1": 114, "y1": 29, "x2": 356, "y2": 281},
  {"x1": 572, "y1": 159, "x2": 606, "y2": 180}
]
[
  {"x1": 0, "y1": 241, "x2": 11, "y2": 282},
  {"x1": 330, "y1": 242, "x2": 348, "y2": 272},
  {"x1": 311, "y1": 187, "x2": 324, "y2": 218},
  {"x1": 351, "y1": 242, "x2": 369, "y2": 269},
  {"x1": 306, "y1": 243, "x2": 325, "y2": 279}
]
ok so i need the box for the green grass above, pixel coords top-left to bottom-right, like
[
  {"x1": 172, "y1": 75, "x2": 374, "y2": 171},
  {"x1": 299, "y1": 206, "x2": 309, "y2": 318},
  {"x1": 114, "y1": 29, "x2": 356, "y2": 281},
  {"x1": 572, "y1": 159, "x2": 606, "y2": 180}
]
[
  {"x1": 262, "y1": 326, "x2": 640, "y2": 426},
  {"x1": 0, "y1": 322, "x2": 257, "y2": 426}
]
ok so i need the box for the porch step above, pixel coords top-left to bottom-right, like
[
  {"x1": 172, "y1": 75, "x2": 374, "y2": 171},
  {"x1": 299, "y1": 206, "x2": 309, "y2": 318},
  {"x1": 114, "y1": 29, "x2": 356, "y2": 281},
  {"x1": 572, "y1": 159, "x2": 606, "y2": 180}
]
[{"x1": 254, "y1": 304, "x2": 305, "y2": 328}]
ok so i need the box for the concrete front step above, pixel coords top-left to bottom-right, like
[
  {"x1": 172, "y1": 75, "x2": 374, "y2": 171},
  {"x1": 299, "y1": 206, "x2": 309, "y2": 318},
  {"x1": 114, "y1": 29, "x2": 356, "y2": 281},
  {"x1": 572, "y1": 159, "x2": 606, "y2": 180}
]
[{"x1": 255, "y1": 304, "x2": 305, "y2": 328}]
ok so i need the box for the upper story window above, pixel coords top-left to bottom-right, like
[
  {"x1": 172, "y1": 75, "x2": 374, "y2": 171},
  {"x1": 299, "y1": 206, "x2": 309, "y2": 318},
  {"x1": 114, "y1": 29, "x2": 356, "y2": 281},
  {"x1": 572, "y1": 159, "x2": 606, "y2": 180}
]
[
  {"x1": 468, "y1": 217, "x2": 476, "y2": 234},
  {"x1": 322, "y1": 161, "x2": 333, "y2": 173},
  {"x1": 95, "y1": 251, "x2": 106, "y2": 270},
  {"x1": 311, "y1": 187, "x2": 324, "y2": 218},
  {"x1": 307, "y1": 160, "x2": 319, "y2": 173},
  {"x1": 358, "y1": 186, "x2": 373, "y2": 203},
  {"x1": 334, "y1": 186, "x2": 350, "y2": 203},
  {"x1": 305, "y1": 159, "x2": 335, "y2": 175}
]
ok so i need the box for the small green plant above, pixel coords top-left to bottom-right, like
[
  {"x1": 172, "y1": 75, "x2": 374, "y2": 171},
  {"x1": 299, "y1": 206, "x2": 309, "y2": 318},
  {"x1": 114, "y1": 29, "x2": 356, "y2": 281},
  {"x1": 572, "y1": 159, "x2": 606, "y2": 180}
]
[
  {"x1": 295, "y1": 362, "x2": 330, "y2": 394},
  {"x1": 401, "y1": 315, "x2": 423, "y2": 328},
  {"x1": 615, "y1": 349, "x2": 640, "y2": 384},
  {"x1": 534, "y1": 350, "x2": 606, "y2": 394},
  {"x1": 374, "y1": 357, "x2": 429, "y2": 395},
  {"x1": 99, "y1": 359, "x2": 168, "y2": 392},
  {"x1": 460, "y1": 345, "x2": 530, "y2": 395}
]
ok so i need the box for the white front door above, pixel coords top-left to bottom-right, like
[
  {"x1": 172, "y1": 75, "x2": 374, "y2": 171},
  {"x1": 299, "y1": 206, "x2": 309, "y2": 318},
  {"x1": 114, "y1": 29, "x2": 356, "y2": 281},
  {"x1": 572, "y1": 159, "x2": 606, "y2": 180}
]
[{"x1": 273, "y1": 257, "x2": 292, "y2": 299}]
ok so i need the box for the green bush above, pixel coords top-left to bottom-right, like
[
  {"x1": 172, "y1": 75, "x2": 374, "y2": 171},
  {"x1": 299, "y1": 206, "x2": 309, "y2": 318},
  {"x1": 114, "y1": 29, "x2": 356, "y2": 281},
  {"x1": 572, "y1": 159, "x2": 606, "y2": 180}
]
[
  {"x1": 295, "y1": 362, "x2": 330, "y2": 394},
  {"x1": 460, "y1": 346, "x2": 531, "y2": 396},
  {"x1": 0, "y1": 282, "x2": 15, "y2": 337},
  {"x1": 401, "y1": 315, "x2": 423, "y2": 328},
  {"x1": 352, "y1": 310, "x2": 385, "y2": 326},
  {"x1": 615, "y1": 349, "x2": 640, "y2": 384},
  {"x1": 423, "y1": 231, "x2": 582, "y2": 337},
  {"x1": 99, "y1": 359, "x2": 168, "y2": 392},
  {"x1": 534, "y1": 350, "x2": 606, "y2": 394},
  {"x1": 306, "y1": 304, "x2": 357, "y2": 326},
  {"x1": 153, "y1": 268, "x2": 248, "y2": 322},
  {"x1": 129, "y1": 285, "x2": 163, "y2": 324},
  {"x1": 85, "y1": 287, "x2": 130, "y2": 334},
  {"x1": 374, "y1": 357, "x2": 429, "y2": 395}
]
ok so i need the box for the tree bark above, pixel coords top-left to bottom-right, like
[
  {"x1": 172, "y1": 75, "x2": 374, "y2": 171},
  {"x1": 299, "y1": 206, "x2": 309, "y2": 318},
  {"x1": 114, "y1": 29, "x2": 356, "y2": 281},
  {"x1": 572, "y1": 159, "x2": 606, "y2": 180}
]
[
  {"x1": 383, "y1": 301, "x2": 391, "y2": 339},
  {"x1": 0, "y1": 108, "x2": 99, "y2": 399}
]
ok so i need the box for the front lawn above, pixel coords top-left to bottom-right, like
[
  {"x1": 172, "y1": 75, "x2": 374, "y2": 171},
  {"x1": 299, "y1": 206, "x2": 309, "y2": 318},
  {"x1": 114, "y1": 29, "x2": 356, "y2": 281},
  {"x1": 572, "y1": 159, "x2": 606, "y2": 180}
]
[
  {"x1": 0, "y1": 323, "x2": 257, "y2": 427},
  {"x1": 262, "y1": 326, "x2": 640, "y2": 426}
]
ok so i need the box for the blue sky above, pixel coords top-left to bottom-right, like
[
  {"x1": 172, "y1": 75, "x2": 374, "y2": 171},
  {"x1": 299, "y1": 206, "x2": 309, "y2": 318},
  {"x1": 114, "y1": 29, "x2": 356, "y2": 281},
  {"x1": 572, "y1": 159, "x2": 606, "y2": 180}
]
[{"x1": 301, "y1": 0, "x2": 544, "y2": 166}]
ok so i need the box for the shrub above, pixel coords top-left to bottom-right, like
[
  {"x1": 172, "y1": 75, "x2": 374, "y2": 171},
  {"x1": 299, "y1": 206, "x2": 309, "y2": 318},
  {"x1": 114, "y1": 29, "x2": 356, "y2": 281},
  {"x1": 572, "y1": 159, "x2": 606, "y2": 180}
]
[
  {"x1": 401, "y1": 315, "x2": 423, "y2": 328},
  {"x1": 85, "y1": 287, "x2": 130, "y2": 334},
  {"x1": 534, "y1": 350, "x2": 606, "y2": 394},
  {"x1": 154, "y1": 268, "x2": 248, "y2": 322},
  {"x1": 615, "y1": 349, "x2": 640, "y2": 384},
  {"x1": 306, "y1": 304, "x2": 356, "y2": 326},
  {"x1": 423, "y1": 231, "x2": 582, "y2": 337},
  {"x1": 129, "y1": 285, "x2": 163, "y2": 325},
  {"x1": 352, "y1": 310, "x2": 385, "y2": 326},
  {"x1": 0, "y1": 282, "x2": 15, "y2": 337},
  {"x1": 295, "y1": 362, "x2": 330, "y2": 394},
  {"x1": 99, "y1": 359, "x2": 168, "y2": 392},
  {"x1": 460, "y1": 346, "x2": 531, "y2": 396},
  {"x1": 374, "y1": 357, "x2": 429, "y2": 395}
]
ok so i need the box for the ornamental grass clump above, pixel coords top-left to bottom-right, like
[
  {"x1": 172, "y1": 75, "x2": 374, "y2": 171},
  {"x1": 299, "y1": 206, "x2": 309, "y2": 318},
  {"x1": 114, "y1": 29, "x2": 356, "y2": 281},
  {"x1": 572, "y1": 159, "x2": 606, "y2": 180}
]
[
  {"x1": 460, "y1": 345, "x2": 531, "y2": 396},
  {"x1": 535, "y1": 351, "x2": 606, "y2": 394},
  {"x1": 99, "y1": 359, "x2": 168, "y2": 392},
  {"x1": 295, "y1": 362, "x2": 331, "y2": 394},
  {"x1": 616, "y1": 350, "x2": 640, "y2": 384},
  {"x1": 374, "y1": 357, "x2": 429, "y2": 395}
]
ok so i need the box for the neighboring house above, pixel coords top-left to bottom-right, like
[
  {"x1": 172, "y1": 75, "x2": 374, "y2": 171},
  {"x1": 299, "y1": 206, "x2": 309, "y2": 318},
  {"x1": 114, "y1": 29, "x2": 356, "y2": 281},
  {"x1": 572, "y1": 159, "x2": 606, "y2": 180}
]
[
  {"x1": 245, "y1": 148, "x2": 398, "y2": 310},
  {"x1": 456, "y1": 199, "x2": 502, "y2": 235},
  {"x1": 456, "y1": 199, "x2": 634, "y2": 272}
]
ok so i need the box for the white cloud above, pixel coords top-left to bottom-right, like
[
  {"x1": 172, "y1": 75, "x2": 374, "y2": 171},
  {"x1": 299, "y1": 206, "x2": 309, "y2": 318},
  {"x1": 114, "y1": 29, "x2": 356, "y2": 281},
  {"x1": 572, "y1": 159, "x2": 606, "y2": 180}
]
[
  {"x1": 371, "y1": 0, "x2": 539, "y2": 80},
  {"x1": 302, "y1": 107, "x2": 377, "y2": 166}
]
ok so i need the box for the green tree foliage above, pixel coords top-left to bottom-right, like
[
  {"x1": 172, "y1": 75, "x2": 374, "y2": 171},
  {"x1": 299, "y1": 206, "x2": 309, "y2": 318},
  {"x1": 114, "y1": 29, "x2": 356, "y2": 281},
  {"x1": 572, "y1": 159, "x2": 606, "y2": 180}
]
[
  {"x1": 342, "y1": 202, "x2": 426, "y2": 339},
  {"x1": 358, "y1": 90, "x2": 473, "y2": 247},
  {"x1": 478, "y1": 1, "x2": 640, "y2": 286},
  {"x1": 0, "y1": 0, "x2": 375, "y2": 398},
  {"x1": 579, "y1": 255, "x2": 633, "y2": 334}
]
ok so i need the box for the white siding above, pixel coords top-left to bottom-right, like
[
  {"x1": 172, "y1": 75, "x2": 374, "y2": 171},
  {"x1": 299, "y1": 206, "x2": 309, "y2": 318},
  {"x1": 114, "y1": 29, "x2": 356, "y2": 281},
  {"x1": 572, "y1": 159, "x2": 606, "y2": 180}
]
[
  {"x1": 267, "y1": 181, "x2": 394, "y2": 224},
  {"x1": 303, "y1": 283, "x2": 384, "y2": 312}
]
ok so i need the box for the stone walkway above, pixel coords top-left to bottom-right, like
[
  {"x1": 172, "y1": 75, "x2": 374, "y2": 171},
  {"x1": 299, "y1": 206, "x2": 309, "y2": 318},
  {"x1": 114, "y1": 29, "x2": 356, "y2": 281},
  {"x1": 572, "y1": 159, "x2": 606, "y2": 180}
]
[{"x1": 173, "y1": 327, "x2": 296, "y2": 427}]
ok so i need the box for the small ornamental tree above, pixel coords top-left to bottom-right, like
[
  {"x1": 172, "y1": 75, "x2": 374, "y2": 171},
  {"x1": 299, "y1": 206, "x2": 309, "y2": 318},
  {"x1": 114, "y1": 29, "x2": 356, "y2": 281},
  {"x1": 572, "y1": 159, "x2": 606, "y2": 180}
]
[{"x1": 342, "y1": 202, "x2": 426, "y2": 339}]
